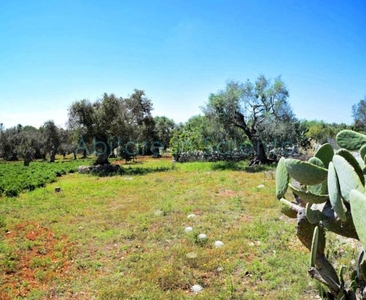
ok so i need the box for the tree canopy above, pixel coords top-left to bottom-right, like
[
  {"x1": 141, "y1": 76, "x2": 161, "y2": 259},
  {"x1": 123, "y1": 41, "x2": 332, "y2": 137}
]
[
  {"x1": 202, "y1": 75, "x2": 295, "y2": 164},
  {"x1": 67, "y1": 90, "x2": 155, "y2": 164},
  {"x1": 352, "y1": 97, "x2": 366, "y2": 132}
]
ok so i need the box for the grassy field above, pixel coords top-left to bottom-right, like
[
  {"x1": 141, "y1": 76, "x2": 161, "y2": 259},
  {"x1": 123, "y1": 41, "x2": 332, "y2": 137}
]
[{"x1": 0, "y1": 157, "x2": 344, "y2": 299}]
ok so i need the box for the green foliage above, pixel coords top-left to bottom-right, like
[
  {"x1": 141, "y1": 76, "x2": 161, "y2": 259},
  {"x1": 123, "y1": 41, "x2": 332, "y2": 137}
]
[
  {"x1": 275, "y1": 129, "x2": 366, "y2": 298},
  {"x1": 169, "y1": 115, "x2": 249, "y2": 159},
  {"x1": 0, "y1": 160, "x2": 86, "y2": 197},
  {"x1": 153, "y1": 116, "x2": 176, "y2": 149},
  {"x1": 304, "y1": 120, "x2": 349, "y2": 144},
  {"x1": 68, "y1": 90, "x2": 155, "y2": 163},
  {"x1": 352, "y1": 97, "x2": 366, "y2": 132},
  {"x1": 202, "y1": 75, "x2": 296, "y2": 162}
]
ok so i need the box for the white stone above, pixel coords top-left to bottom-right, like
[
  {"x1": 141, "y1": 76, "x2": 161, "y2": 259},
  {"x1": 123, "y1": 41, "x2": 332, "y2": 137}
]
[
  {"x1": 197, "y1": 233, "x2": 207, "y2": 239},
  {"x1": 186, "y1": 252, "x2": 197, "y2": 259},
  {"x1": 191, "y1": 284, "x2": 203, "y2": 293},
  {"x1": 187, "y1": 214, "x2": 196, "y2": 219},
  {"x1": 214, "y1": 240, "x2": 224, "y2": 248},
  {"x1": 154, "y1": 210, "x2": 163, "y2": 216},
  {"x1": 185, "y1": 226, "x2": 193, "y2": 233}
]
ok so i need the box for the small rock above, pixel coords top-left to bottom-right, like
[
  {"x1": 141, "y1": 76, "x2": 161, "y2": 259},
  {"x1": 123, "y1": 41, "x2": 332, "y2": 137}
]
[
  {"x1": 186, "y1": 252, "x2": 198, "y2": 259},
  {"x1": 54, "y1": 187, "x2": 61, "y2": 193},
  {"x1": 256, "y1": 184, "x2": 265, "y2": 188},
  {"x1": 191, "y1": 284, "x2": 203, "y2": 294},
  {"x1": 214, "y1": 240, "x2": 224, "y2": 248},
  {"x1": 187, "y1": 214, "x2": 196, "y2": 219},
  {"x1": 154, "y1": 210, "x2": 164, "y2": 216},
  {"x1": 185, "y1": 226, "x2": 193, "y2": 233},
  {"x1": 197, "y1": 233, "x2": 207, "y2": 240},
  {"x1": 78, "y1": 165, "x2": 90, "y2": 174}
]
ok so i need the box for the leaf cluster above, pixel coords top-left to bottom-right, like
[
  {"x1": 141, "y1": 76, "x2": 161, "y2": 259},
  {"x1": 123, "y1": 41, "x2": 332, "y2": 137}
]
[{"x1": 0, "y1": 160, "x2": 85, "y2": 197}]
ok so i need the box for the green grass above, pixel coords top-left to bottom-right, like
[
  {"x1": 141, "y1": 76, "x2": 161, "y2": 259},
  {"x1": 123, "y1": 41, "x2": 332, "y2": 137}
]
[{"x1": 0, "y1": 157, "x2": 337, "y2": 299}]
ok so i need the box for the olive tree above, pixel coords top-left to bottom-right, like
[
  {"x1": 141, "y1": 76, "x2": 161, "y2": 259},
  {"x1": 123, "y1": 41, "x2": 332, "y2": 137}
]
[{"x1": 203, "y1": 75, "x2": 295, "y2": 165}]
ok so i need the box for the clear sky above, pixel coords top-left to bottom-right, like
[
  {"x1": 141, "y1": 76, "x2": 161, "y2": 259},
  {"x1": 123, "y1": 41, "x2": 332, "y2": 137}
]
[{"x1": 0, "y1": 0, "x2": 365, "y2": 129}]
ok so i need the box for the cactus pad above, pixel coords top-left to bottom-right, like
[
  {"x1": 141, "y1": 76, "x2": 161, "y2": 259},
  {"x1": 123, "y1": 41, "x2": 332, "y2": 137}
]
[
  {"x1": 350, "y1": 190, "x2": 366, "y2": 249},
  {"x1": 289, "y1": 183, "x2": 328, "y2": 204},
  {"x1": 284, "y1": 158, "x2": 328, "y2": 186},
  {"x1": 305, "y1": 203, "x2": 328, "y2": 224},
  {"x1": 333, "y1": 155, "x2": 365, "y2": 202},
  {"x1": 327, "y1": 162, "x2": 347, "y2": 221},
  {"x1": 336, "y1": 130, "x2": 366, "y2": 151},
  {"x1": 336, "y1": 149, "x2": 365, "y2": 185},
  {"x1": 276, "y1": 157, "x2": 289, "y2": 200},
  {"x1": 314, "y1": 143, "x2": 334, "y2": 168},
  {"x1": 350, "y1": 189, "x2": 366, "y2": 250}
]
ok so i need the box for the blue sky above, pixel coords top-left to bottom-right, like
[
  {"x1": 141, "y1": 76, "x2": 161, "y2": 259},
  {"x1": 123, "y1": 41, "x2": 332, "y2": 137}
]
[{"x1": 0, "y1": 0, "x2": 365, "y2": 129}]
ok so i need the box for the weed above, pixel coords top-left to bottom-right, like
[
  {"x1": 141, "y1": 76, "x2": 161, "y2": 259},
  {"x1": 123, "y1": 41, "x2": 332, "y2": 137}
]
[{"x1": 0, "y1": 157, "x2": 319, "y2": 299}]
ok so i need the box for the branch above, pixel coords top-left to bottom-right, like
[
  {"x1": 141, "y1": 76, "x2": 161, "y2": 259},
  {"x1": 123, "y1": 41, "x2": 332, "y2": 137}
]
[{"x1": 233, "y1": 111, "x2": 252, "y2": 138}]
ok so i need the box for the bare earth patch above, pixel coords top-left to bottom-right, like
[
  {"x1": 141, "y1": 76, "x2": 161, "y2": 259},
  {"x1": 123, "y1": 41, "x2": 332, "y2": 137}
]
[{"x1": 1, "y1": 222, "x2": 74, "y2": 298}]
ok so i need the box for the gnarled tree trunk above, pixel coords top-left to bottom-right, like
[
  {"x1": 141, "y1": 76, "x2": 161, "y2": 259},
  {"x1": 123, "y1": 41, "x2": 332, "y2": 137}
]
[
  {"x1": 93, "y1": 142, "x2": 111, "y2": 165},
  {"x1": 24, "y1": 151, "x2": 32, "y2": 166},
  {"x1": 49, "y1": 146, "x2": 57, "y2": 163}
]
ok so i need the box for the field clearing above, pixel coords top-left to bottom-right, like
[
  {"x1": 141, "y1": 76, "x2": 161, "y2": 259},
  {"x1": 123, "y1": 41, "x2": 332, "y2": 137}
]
[{"x1": 0, "y1": 158, "x2": 325, "y2": 299}]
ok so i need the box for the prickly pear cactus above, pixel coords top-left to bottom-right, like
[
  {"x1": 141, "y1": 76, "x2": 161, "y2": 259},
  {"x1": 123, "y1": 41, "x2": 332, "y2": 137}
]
[{"x1": 275, "y1": 132, "x2": 366, "y2": 299}]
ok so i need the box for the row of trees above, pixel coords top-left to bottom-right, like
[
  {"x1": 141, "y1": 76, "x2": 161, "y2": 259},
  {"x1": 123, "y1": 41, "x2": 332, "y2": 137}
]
[
  {"x1": 0, "y1": 90, "x2": 176, "y2": 165},
  {"x1": 1, "y1": 77, "x2": 364, "y2": 165},
  {"x1": 0, "y1": 121, "x2": 71, "y2": 165},
  {"x1": 171, "y1": 76, "x2": 355, "y2": 164}
]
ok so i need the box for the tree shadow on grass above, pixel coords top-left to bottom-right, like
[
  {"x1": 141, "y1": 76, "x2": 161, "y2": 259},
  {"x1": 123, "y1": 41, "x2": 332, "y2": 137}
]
[
  {"x1": 210, "y1": 161, "x2": 275, "y2": 173},
  {"x1": 91, "y1": 165, "x2": 172, "y2": 177}
]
